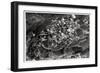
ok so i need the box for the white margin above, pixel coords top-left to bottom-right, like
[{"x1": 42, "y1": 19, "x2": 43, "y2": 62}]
[{"x1": 18, "y1": 5, "x2": 95, "y2": 68}]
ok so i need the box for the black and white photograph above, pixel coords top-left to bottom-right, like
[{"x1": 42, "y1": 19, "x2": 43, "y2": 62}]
[
  {"x1": 11, "y1": 1, "x2": 97, "y2": 71},
  {"x1": 26, "y1": 12, "x2": 90, "y2": 61}
]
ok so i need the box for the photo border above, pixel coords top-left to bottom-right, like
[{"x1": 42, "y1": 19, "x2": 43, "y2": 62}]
[{"x1": 11, "y1": 1, "x2": 98, "y2": 72}]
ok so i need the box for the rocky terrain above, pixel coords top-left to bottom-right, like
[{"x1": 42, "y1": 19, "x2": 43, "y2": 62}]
[{"x1": 26, "y1": 13, "x2": 89, "y2": 61}]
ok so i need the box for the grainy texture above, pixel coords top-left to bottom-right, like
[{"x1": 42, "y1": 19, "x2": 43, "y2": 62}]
[{"x1": 25, "y1": 12, "x2": 89, "y2": 61}]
